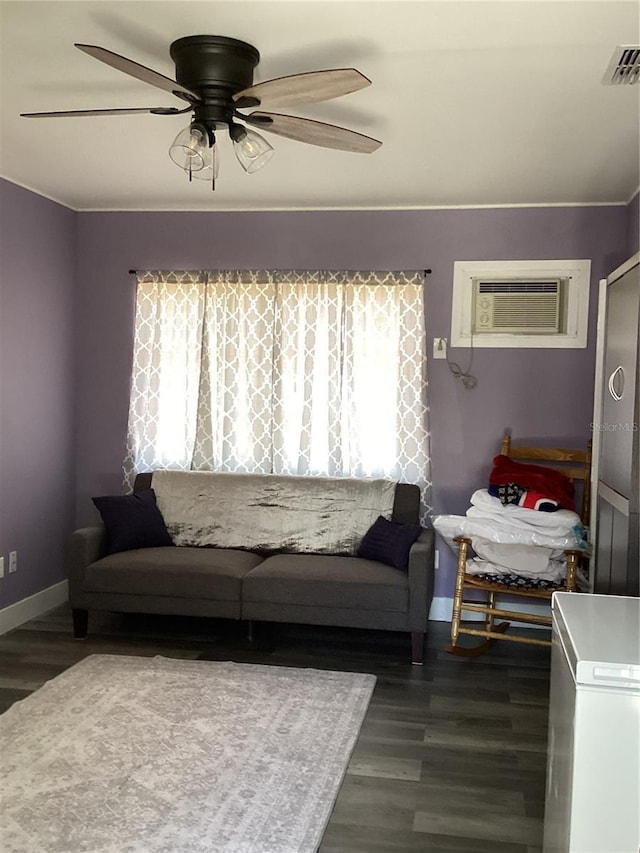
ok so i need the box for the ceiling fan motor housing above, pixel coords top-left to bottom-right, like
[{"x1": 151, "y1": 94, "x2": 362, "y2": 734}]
[{"x1": 170, "y1": 35, "x2": 260, "y2": 126}]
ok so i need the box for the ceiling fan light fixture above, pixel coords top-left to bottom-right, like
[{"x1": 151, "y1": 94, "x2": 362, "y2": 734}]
[
  {"x1": 231, "y1": 125, "x2": 274, "y2": 173},
  {"x1": 190, "y1": 138, "x2": 220, "y2": 181},
  {"x1": 168, "y1": 123, "x2": 209, "y2": 172},
  {"x1": 23, "y1": 36, "x2": 381, "y2": 193}
]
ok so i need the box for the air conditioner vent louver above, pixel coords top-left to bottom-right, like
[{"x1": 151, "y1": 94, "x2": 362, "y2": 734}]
[
  {"x1": 478, "y1": 282, "x2": 559, "y2": 294},
  {"x1": 603, "y1": 46, "x2": 640, "y2": 85},
  {"x1": 473, "y1": 280, "x2": 564, "y2": 334}
]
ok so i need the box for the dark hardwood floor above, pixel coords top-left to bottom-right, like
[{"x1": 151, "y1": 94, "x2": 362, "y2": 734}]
[{"x1": 0, "y1": 605, "x2": 551, "y2": 852}]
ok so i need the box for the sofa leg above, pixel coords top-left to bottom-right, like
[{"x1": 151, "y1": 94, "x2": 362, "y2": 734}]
[
  {"x1": 411, "y1": 631, "x2": 424, "y2": 665},
  {"x1": 72, "y1": 609, "x2": 88, "y2": 640}
]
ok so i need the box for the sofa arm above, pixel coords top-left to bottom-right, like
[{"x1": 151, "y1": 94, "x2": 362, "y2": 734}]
[
  {"x1": 66, "y1": 526, "x2": 106, "y2": 604},
  {"x1": 407, "y1": 526, "x2": 435, "y2": 630}
]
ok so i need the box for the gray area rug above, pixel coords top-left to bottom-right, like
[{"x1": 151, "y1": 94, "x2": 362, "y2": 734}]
[{"x1": 0, "y1": 655, "x2": 376, "y2": 852}]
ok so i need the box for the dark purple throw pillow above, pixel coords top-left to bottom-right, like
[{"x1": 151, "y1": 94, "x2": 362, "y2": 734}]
[
  {"x1": 357, "y1": 515, "x2": 422, "y2": 571},
  {"x1": 92, "y1": 488, "x2": 173, "y2": 555}
]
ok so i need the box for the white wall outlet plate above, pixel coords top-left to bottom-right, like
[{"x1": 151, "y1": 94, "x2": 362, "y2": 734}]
[{"x1": 433, "y1": 338, "x2": 447, "y2": 359}]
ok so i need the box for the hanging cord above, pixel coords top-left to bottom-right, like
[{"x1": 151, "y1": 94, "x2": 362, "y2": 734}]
[
  {"x1": 422, "y1": 267, "x2": 476, "y2": 389},
  {"x1": 446, "y1": 332, "x2": 477, "y2": 389}
]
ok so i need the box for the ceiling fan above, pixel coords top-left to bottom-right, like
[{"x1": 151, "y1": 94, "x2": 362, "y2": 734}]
[{"x1": 21, "y1": 35, "x2": 382, "y2": 189}]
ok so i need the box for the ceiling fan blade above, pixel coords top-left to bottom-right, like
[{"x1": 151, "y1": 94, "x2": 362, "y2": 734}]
[
  {"x1": 233, "y1": 68, "x2": 370, "y2": 109},
  {"x1": 21, "y1": 106, "x2": 190, "y2": 118},
  {"x1": 75, "y1": 43, "x2": 200, "y2": 103},
  {"x1": 245, "y1": 112, "x2": 382, "y2": 153}
]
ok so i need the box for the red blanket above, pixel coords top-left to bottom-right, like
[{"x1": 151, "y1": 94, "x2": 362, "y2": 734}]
[{"x1": 489, "y1": 455, "x2": 575, "y2": 511}]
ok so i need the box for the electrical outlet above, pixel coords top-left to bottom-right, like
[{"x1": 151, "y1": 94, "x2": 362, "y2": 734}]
[
  {"x1": 8, "y1": 551, "x2": 17, "y2": 573},
  {"x1": 0, "y1": 557, "x2": 4, "y2": 579},
  {"x1": 434, "y1": 549, "x2": 440, "y2": 570},
  {"x1": 433, "y1": 337, "x2": 447, "y2": 359}
]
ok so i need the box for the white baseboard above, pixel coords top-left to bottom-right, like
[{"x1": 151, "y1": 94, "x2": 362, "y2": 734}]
[
  {"x1": 429, "y1": 595, "x2": 550, "y2": 628},
  {"x1": 429, "y1": 596, "x2": 454, "y2": 622},
  {"x1": 0, "y1": 580, "x2": 69, "y2": 636}
]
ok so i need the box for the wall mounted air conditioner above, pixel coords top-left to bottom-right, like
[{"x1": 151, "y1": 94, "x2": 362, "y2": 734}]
[
  {"x1": 473, "y1": 279, "x2": 566, "y2": 335},
  {"x1": 451, "y1": 260, "x2": 590, "y2": 348}
]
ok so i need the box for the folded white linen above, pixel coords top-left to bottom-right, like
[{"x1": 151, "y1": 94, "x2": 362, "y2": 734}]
[
  {"x1": 468, "y1": 489, "x2": 581, "y2": 534},
  {"x1": 433, "y1": 514, "x2": 582, "y2": 551},
  {"x1": 469, "y1": 537, "x2": 563, "y2": 575}
]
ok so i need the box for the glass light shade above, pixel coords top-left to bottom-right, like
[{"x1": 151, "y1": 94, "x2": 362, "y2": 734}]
[
  {"x1": 190, "y1": 142, "x2": 220, "y2": 181},
  {"x1": 169, "y1": 125, "x2": 208, "y2": 173},
  {"x1": 233, "y1": 128, "x2": 274, "y2": 173}
]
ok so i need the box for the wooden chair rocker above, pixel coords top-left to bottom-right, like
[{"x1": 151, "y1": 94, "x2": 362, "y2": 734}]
[{"x1": 448, "y1": 432, "x2": 591, "y2": 656}]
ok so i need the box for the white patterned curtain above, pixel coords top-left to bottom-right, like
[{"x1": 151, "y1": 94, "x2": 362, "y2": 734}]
[{"x1": 123, "y1": 269, "x2": 432, "y2": 515}]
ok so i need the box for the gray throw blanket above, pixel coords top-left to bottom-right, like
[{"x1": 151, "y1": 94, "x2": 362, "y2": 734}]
[{"x1": 152, "y1": 470, "x2": 397, "y2": 555}]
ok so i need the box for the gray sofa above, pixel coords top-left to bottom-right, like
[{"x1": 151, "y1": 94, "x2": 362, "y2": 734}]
[{"x1": 67, "y1": 471, "x2": 435, "y2": 663}]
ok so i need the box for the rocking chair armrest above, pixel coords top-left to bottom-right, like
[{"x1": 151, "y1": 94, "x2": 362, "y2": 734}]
[
  {"x1": 407, "y1": 526, "x2": 435, "y2": 629},
  {"x1": 453, "y1": 535, "x2": 473, "y2": 555}
]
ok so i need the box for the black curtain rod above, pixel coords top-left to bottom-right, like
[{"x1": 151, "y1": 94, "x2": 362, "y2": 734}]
[{"x1": 129, "y1": 268, "x2": 432, "y2": 275}]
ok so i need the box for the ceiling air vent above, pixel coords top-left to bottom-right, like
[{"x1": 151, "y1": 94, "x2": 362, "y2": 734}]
[
  {"x1": 602, "y1": 46, "x2": 640, "y2": 85},
  {"x1": 473, "y1": 280, "x2": 565, "y2": 334}
]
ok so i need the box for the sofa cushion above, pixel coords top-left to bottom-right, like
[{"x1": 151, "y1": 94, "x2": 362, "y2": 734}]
[
  {"x1": 357, "y1": 515, "x2": 422, "y2": 571},
  {"x1": 242, "y1": 554, "x2": 408, "y2": 612},
  {"x1": 92, "y1": 489, "x2": 173, "y2": 555},
  {"x1": 83, "y1": 547, "x2": 263, "y2": 601}
]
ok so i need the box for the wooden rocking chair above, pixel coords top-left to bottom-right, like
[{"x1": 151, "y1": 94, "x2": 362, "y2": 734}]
[{"x1": 447, "y1": 432, "x2": 591, "y2": 656}]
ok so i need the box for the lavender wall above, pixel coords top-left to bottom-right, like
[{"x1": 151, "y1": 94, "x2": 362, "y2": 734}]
[
  {"x1": 75, "y1": 205, "x2": 628, "y2": 599},
  {"x1": 0, "y1": 179, "x2": 76, "y2": 609},
  {"x1": 627, "y1": 191, "x2": 639, "y2": 256}
]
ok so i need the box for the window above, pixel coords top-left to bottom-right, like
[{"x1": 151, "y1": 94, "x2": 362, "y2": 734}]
[{"x1": 123, "y1": 269, "x2": 432, "y2": 515}]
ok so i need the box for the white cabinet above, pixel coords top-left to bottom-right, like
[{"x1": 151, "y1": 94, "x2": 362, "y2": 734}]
[{"x1": 543, "y1": 593, "x2": 640, "y2": 853}]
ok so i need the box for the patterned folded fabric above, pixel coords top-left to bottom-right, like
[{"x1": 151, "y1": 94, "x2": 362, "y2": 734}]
[
  {"x1": 488, "y1": 482, "x2": 559, "y2": 512},
  {"x1": 468, "y1": 571, "x2": 566, "y2": 591}
]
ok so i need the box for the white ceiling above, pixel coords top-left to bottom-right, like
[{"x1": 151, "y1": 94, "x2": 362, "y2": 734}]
[{"x1": 1, "y1": 0, "x2": 638, "y2": 212}]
